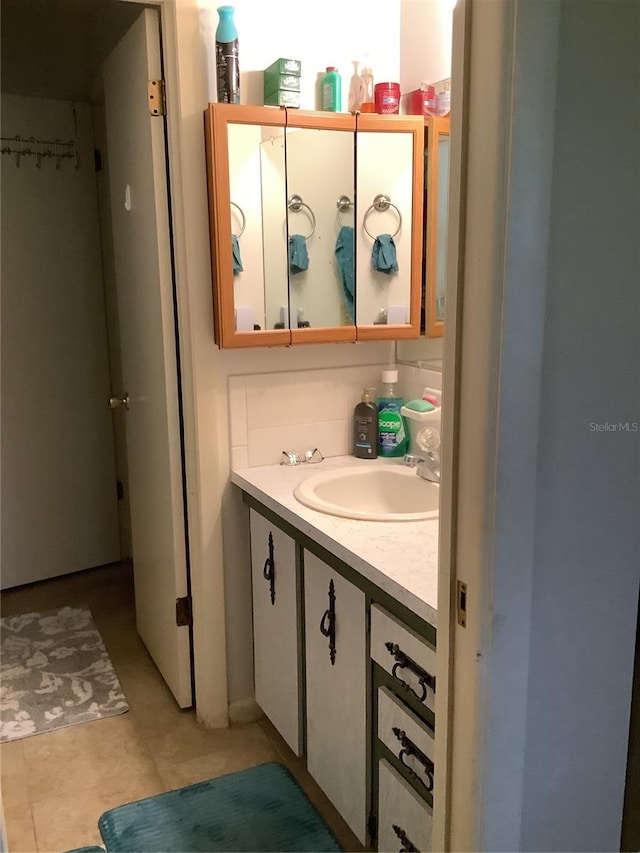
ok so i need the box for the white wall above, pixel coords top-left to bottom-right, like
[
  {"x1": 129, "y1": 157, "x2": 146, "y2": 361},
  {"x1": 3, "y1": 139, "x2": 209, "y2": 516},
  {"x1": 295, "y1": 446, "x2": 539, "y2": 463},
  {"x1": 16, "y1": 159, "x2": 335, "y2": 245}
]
[
  {"x1": 400, "y1": 0, "x2": 455, "y2": 101},
  {"x1": 198, "y1": 0, "x2": 402, "y2": 109}
]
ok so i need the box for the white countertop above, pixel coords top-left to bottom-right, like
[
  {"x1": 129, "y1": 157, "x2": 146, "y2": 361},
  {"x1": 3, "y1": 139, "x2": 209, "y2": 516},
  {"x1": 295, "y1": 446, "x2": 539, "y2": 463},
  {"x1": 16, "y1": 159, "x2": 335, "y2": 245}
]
[{"x1": 231, "y1": 455, "x2": 438, "y2": 627}]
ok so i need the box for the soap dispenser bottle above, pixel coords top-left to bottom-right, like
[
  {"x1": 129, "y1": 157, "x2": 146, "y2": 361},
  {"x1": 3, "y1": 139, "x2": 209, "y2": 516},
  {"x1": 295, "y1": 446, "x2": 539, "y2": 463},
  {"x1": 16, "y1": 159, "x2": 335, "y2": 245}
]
[
  {"x1": 353, "y1": 388, "x2": 378, "y2": 459},
  {"x1": 376, "y1": 369, "x2": 408, "y2": 458}
]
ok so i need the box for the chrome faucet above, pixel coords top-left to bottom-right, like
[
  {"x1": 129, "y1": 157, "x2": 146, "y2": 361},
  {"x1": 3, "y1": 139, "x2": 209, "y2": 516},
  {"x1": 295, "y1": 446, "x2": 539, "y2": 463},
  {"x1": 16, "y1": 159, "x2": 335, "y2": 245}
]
[{"x1": 403, "y1": 452, "x2": 440, "y2": 484}]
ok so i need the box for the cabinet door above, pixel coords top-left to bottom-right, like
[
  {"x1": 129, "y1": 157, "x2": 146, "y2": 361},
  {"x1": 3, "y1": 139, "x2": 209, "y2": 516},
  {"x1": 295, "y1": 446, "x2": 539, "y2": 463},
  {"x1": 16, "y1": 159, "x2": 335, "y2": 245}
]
[
  {"x1": 285, "y1": 111, "x2": 357, "y2": 345},
  {"x1": 250, "y1": 509, "x2": 301, "y2": 755},
  {"x1": 304, "y1": 551, "x2": 367, "y2": 843}
]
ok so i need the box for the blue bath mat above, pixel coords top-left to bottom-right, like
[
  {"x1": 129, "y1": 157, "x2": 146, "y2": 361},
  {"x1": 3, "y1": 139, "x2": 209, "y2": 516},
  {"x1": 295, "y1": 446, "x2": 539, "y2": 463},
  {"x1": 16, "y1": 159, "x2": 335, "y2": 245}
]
[{"x1": 97, "y1": 762, "x2": 344, "y2": 852}]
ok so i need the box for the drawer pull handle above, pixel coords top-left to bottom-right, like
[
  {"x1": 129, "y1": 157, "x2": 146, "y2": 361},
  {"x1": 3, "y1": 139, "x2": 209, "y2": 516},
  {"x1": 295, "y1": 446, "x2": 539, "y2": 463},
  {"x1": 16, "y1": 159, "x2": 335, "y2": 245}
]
[
  {"x1": 262, "y1": 532, "x2": 275, "y2": 605},
  {"x1": 385, "y1": 641, "x2": 435, "y2": 702},
  {"x1": 392, "y1": 824, "x2": 419, "y2": 853},
  {"x1": 319, "y1": 579, "x2": 336, "y2": 665},
  {"x1": 394, "y1": 726, "x2": 435, "y2": 793}
]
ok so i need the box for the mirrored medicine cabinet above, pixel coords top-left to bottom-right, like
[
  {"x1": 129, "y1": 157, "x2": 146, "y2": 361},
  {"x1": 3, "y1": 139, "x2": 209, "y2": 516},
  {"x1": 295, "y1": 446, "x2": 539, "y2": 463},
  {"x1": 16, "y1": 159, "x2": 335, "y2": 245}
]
[{"x1": 204, "y1": 104, "x2": 426, "y2": 349}]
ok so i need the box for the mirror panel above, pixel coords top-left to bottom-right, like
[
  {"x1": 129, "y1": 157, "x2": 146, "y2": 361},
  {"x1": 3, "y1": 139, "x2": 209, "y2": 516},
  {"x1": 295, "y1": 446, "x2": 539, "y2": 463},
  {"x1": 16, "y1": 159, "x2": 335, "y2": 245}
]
[
  {"x1": 285, "y1": 126, "x2": 355, "y2": 331},
  {"x1": 227, "y1": 122, "x2": 288, "y2": 333},
  {"x1": 425, "y1": 116, "x2": 450, "y2": 338},
  {"x1": 257, "y1": 128, "x2": 288, "y2": 330},
  {"x1": 355, "y1": 115, "x2": 423, "y2": 340},
  {"x1": 435, "y1": 134, "x2": 450, "y2": 323}
]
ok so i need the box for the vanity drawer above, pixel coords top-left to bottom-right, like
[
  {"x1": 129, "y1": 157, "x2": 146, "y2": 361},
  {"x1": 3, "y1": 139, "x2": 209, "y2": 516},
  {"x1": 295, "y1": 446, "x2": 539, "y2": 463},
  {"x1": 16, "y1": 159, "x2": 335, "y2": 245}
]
[
  {"x1": 371, "y1": 605, "x2": 436, "y2": 713},
  {"x1": 377, "y1": 758, "x2": 433, "y2": 853},
  {"x1": 378, "y1": 686, "x2": 435, "y2": 797}
]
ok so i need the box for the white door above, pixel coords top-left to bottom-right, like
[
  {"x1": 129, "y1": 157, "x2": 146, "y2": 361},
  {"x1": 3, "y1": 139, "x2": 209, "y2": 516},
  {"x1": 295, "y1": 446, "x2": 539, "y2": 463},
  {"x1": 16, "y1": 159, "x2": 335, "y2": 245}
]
[
  {"x1": 103, "y1": 7, "x2": 192, "y2": 707},
  {"x1": 0, "y1": 98, "x2": 120, "y2": 589}
]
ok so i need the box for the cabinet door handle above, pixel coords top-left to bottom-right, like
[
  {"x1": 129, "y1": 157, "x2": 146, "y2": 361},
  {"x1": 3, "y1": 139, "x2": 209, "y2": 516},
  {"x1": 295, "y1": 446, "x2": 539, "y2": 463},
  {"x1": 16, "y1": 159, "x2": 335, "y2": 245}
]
[
  {"x1": 392, "y1": 824, "x2": 419, "y2": 853},
  {"x1": 393, "y1": 727, "x2": 435, "y2": 793},
  {"x1": 262, "y1": 532, "x2": 275, "y2": 605},
  {"x1": 319, "y1": 578, "x2": 336, "y2": 665},
  {"x1": 385, "y1": 641, "x2": 435, "y2": 703}
]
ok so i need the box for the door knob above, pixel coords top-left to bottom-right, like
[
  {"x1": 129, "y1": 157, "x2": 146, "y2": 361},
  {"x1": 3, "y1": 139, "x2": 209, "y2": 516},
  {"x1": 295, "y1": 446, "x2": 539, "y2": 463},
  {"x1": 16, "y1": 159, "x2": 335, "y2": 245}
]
[{"x1": 109, "y1": 394, "x2": 130, "y2": 410}]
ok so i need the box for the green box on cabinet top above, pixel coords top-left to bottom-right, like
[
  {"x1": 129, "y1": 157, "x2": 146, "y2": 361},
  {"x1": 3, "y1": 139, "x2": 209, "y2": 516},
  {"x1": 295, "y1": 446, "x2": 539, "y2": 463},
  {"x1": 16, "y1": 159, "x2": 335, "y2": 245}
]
[
  {"x1": 263, "y1": 89, "x2": 301, "y2": 108},
  {"x1": 264, "y1": 71, "x2": 302, "y2": 96},
  {"x1": 264, "y1": 57, "x2": 302, "y2": 77}
]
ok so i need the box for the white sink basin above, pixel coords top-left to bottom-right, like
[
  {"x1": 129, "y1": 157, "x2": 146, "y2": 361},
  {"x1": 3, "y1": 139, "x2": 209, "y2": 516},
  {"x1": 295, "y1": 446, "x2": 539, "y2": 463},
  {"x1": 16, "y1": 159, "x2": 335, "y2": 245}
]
[{"x1": 293, "y1": 464, "x2": 439, "y2": 522}]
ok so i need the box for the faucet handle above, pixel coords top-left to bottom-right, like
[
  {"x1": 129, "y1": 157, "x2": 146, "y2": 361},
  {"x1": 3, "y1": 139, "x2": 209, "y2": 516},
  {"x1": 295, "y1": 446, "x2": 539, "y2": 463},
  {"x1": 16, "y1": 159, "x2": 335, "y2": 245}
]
[
  {"x1": 403, "y1": 453, "x2": 424, "y2": 468},
  {"x1": 417, "y1": 427, "x2": 441, "y2": 453}
]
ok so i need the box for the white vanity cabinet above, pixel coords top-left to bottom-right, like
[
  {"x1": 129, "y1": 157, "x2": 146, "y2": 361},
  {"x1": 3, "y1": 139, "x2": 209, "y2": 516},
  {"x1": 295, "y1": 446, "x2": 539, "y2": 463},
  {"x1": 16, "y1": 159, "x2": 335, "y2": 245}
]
[
  {"x1": 249, "y1": 509, "x2": 302, "y2": 756},
  {"x1": 303, "y1": 550, "x2": 368, "y2": 844},
  {"x1": 242, "y1": 491, "x2": 437, "y2": 851}
]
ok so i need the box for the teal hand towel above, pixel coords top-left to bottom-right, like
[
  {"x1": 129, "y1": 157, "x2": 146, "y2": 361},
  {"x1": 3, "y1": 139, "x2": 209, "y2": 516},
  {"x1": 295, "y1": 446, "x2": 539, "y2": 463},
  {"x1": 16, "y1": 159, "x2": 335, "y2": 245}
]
[
  {"x1": 335, "y1": 225, "x2": 355, "y2": 322},
  {"x1": 232, "y1": 234, "x2": 243, "y2": 276},
  {"x1": 289, "y1": 234, "x2": 309, "y2": 275},
  {"x1": 372, "y1": 233, "x2": 399, "y2": 274}
]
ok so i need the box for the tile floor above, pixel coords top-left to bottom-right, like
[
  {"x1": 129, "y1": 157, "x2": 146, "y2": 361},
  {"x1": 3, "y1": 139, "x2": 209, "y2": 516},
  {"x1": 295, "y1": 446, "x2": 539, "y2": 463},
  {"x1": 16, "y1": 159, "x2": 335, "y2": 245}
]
[{"x1": 0, "y1": 563, "x2": 365, "y2": 853}]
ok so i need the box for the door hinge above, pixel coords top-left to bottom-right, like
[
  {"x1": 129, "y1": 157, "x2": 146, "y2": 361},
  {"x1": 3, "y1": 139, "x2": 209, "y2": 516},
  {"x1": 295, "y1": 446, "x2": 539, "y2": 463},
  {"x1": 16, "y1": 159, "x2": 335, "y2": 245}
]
[
  {"x1": 148, "y1": 79, "x2": 166, "y2": 116},
  {"x1": 457, "y1": 580, "x2": 467, "y2": 628},
  {"x1": 94, "y1": 148, "x2": 102, "y2": 171},
  {"x1": 176, "y1": 596, "x2": 192, "y2": 627},
  {"x1": 116, "y1": 480, "x2": 124, "y2": 501}
]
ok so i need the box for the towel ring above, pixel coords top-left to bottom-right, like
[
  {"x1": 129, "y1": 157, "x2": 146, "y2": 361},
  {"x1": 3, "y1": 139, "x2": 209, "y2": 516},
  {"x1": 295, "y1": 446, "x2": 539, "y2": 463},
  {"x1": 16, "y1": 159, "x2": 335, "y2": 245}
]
[
  {"x1": 287, "y1": 194, "x2": 316, "y2": 240},
  {"x1": 230, "y1": 201, "x2": 246, "y2": 237},
  {"x1": 363, "y1": 193, "x2": 402, "y2": 240},
  {"x1": 336, "y1": 194, "x2": 354, "y2": 227}
]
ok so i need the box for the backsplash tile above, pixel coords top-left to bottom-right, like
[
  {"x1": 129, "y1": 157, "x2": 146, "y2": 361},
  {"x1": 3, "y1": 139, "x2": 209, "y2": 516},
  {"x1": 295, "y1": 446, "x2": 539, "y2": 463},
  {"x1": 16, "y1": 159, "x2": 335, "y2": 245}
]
[
  {"x1": 245, "y1": 373, "x2": 299, "y2": 430},
  {"x1": 230, "y1": 445, "x2": 249, "y2": 469},
  {"x1": 228, "y1": 376, "x2": 248, "y2": 447},
  {"x1": 228, "y1": 361, "x2": 443, "y2": 469}
]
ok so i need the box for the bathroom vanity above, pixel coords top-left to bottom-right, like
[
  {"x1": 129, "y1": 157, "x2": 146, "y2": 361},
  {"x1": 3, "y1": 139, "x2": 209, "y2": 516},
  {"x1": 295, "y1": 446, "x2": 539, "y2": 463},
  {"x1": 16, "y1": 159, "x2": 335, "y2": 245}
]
[{"x1": 231, "y1": 456, "x2": 438, "y2": 852}]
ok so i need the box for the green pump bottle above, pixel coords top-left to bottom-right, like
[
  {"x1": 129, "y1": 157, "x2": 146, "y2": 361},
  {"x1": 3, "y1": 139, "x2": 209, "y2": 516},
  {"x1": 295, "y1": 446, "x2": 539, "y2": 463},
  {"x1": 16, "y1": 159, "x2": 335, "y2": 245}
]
[{"x1": 376, "y1": 369, "x2": 409, "y2": 458}]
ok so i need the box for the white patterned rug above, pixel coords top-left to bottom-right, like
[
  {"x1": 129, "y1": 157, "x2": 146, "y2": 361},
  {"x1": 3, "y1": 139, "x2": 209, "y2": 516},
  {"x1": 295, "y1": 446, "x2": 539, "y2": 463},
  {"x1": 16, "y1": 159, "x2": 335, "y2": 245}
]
[{"x1": 0, "y1": 604, "x2": 129, "y2": 742}]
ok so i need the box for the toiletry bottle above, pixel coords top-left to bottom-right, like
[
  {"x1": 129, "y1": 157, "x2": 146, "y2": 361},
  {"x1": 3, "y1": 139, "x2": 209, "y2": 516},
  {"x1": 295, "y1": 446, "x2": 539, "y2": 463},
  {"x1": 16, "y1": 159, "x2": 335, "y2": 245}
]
[
  {"x1": 215, "y1": 6, "x2": 240, "y2": 104},
  {"x1": 353, "y1": 388, "x2": 378, "y2": 459},
  {"x1": 376, "y1": 369, "x2": 408, "y2": 458},
  {"x1": 359, "y1": 65, "x2": 375, "y2": 113},
  {"x1": 322, "y1": 66, "x2": 341, "y2": 112},
  {"x1": 348, "y1": 61, "x2": 362, "y2": 111}
]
